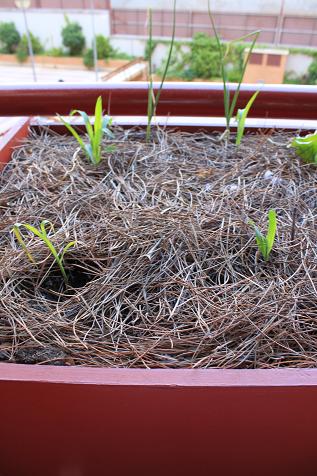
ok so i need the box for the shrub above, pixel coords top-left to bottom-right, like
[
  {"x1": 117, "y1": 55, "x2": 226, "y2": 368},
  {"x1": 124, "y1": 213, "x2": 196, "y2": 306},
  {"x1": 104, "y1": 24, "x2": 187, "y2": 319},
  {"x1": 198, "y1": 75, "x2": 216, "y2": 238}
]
[
  {"x1": 62, "y1": 20, "x2": 85, "y2": 56},
  {"x1": 110, "y1": 50, "x2": 135, "y2": 60},
  {"x1": 156, "y1": 34, "x2": 245, "y2": 82},
  {"x1": 83, "y1": 36, "x2": 116, "y2": 68},
  {"x1": 307, "y1": 57, "x2": 317, "y2": 85},
  {"x1": 156, "y1": 43, "x2": 190, "y2": 79},
  {"x1": 156, "y1": 34, "x2": 223, "y2": 80},
  {"x1": 283, "y1": 71, "x2": 307, "y2": 85},
  {"x1": 189, "y1": 33, "x2": 221, "y2": 79},
  {"x1": 96, "y1": 35, "x2": 113, "y2": 59},
  {"x1": 83, "y1": 48, "x2": 94, "y2": 68},
  {"x1": 16, "y1": 33, "x2": 44, "y2": 63},
  {"x1": 0, "y1": 22, "x2": 20, "y2": 53},
  {"x1": 46, "y1": 47, "x2": 65, "y2": 57},
  {"x1": 226, "y1": 68, "x2": 243, "y2": 83}
]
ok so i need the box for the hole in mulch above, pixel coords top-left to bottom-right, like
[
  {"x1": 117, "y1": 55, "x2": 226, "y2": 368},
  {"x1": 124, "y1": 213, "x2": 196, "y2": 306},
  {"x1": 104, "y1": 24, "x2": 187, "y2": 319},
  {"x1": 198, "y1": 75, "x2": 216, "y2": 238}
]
[{"x1": 17, "y1": 261, "x2": 97, "y2": 302}]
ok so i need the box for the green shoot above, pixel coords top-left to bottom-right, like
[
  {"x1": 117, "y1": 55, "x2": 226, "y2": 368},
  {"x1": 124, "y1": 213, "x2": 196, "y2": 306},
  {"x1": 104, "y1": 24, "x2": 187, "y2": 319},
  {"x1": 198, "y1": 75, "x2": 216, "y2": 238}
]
[
  {"x1": 12, "y1": 220, "x2": 76, "y2": 283},
  {"x1": 58, "y1": 96, "x2": 114, "y2": 165},
  {"x1": 146, "y1": 0, "x2": 176, "y2": 142},
  {"x1": 249, "y1": 210, "x2": 277, "y2": 262},
  {"x1": 235, "y1": 90, "x2": 260, "y2": 145},
  {"x1": 290, "y1": 131, "x2": 317, "y2": 164},
  {"x1": 207, "y1": 0, "x2": 260, "y2": 137}
]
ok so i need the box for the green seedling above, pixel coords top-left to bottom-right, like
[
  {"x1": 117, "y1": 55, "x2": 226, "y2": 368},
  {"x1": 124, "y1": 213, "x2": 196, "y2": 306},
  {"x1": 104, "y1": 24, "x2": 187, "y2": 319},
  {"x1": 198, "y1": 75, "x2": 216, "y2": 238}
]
[
  {"x1": 12, "y1": 220, "x2": 76, "y2": 283},
  {"x1": 208, "y1": 0, "x2": 260, "y2": 138},
  {"x1": 249, "y1": 209, "x2": 277, "y2": 262},
  {"x1": 58, "y1": 96, "x2": 114, "y2": 165},
  {"x1": 290, "y1": 131, "x2": 317, "y2": 164},
  {"x1": 235, "y1": 90, "x2": 260, "y2": 145},
  {"x1": 146, "y1": 0, "x2": 176, "y2": 142}
]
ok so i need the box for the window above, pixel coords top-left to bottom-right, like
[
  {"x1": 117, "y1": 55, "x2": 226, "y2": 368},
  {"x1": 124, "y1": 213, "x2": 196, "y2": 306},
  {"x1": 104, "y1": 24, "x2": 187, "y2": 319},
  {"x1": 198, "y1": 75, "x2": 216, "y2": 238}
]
[
  {"x1": 267, "y1": 55, "x2": 282, "y2": 66},
  {"x1": 249, "y1": 53, "x2": 263, "y2": 65}
]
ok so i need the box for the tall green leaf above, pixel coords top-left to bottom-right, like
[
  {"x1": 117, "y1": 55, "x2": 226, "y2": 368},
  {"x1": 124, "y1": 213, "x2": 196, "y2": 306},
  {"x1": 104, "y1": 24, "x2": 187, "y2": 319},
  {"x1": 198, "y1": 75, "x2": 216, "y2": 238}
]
[
  {"x1": 235, "y1": 90, "x2": 260, "y2": 145},
  {"x1": 266, "y1": 209, "x2": 277, "y2": 257},
  {"x1": 146, "y1": 0, "x2": 177, "y2": 141},
  {"x1": 207, "y1": 0, "x2": 260, "y2": 136}
]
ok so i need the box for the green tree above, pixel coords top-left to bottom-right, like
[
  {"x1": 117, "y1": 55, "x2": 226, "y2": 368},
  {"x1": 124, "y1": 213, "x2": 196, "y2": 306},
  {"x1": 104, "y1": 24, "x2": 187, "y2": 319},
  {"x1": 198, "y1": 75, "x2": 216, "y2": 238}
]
[
  {"x1": 62, "y1": 20, "x2": 85, "y2": 56},
  {"x1": 0, "y1": 22, "x2": 20, "y2": 53},
  {"x1": 83, "y1": 36, "x2": 115, "y2": 68},
  {"x1": 16, "y1": 33, "x2": 44, "y2": 63},
  {"x1": 83, "y1": 48, "x2": 94, "y2": 68},
  {"x1": 96, "y1": 35, "x2": 113, "y2": 59}
]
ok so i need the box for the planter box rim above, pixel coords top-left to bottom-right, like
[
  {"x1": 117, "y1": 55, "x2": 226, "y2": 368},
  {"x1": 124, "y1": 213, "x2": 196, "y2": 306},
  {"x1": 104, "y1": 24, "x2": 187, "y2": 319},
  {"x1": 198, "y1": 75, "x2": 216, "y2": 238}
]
[
  {"x1": 1, "y1": 363, "x2": 317, "y2": 386},
  {"x1": 1, "y1": 89, "x2": 317, "y2": 383},
  {"x1": 0, "y1": 82, "x2": 316, "y2": 93},
  {"x1": 0, "y1": 82, "x2": 316, "y2": 119},
  {"x1": 32, "y1": 115, "x2": 317, "y2": 132}
]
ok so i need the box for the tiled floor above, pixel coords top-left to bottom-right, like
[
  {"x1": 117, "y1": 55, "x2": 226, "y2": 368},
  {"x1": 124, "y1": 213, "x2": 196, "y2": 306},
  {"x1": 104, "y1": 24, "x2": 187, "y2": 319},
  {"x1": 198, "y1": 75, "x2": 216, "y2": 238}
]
[{"x1": 0, "y1": 64, "x2": 105, "y2": 83}]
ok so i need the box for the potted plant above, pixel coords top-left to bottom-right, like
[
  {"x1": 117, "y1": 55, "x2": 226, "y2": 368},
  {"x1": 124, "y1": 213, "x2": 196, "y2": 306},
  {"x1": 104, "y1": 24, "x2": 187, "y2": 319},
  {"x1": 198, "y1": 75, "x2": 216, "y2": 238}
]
[{"x1": 0, "y1": 82, "x2": 317, "y2": 476}]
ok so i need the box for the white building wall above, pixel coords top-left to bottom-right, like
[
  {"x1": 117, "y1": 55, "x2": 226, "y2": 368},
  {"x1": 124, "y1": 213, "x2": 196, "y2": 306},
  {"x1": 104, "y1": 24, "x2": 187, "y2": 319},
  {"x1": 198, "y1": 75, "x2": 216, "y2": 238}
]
[
  {"x1": 109, "y1": 39, "x2": 174, "y2": 67},
  {"x1": 286, "y1": 53, "x2": 314, "y2": 76},
  {"x1": 110, "y1": 37, "x2": 145, "y2": 58},
  {"x1": 0, "y1": 9, "x2": 110, "y2": 49}
]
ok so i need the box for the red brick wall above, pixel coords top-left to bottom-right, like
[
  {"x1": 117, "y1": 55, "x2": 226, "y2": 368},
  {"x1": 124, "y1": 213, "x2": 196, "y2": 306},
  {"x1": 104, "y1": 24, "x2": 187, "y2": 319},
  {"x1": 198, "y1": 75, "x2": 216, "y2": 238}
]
[{"x1": 111, "y1": 9, "x2": 317, "y2": 48}]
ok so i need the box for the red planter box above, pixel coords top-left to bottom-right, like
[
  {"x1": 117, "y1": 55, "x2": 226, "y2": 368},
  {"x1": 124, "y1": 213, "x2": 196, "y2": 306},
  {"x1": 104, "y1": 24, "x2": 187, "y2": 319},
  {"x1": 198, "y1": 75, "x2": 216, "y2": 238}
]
[{"x1": 1, "y1": 83, "x2": 317, "y2": 476}]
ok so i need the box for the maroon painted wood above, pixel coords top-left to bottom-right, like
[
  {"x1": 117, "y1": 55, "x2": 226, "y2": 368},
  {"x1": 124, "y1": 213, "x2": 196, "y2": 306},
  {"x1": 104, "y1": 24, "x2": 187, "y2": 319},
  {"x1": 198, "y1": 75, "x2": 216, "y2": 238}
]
[
  {"x1": 0, "y1": 83, "x2": 316, "y2": 119},
  {"x1": 0, "y1": 117, "x2": 30, "y2": 170},
  {"x1": 1, "y1": 86, "x2": 317, "y2": 476},
  {"x1": 0, "y1": 364, "x2": 317, "y2": 476}
]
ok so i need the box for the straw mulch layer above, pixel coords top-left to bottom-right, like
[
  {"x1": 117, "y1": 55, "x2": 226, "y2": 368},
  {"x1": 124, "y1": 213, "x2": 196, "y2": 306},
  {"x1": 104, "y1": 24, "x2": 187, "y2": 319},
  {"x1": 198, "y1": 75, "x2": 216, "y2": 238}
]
[{"x1": 1, "y1": 128, "x2": 317, "y2": 368}]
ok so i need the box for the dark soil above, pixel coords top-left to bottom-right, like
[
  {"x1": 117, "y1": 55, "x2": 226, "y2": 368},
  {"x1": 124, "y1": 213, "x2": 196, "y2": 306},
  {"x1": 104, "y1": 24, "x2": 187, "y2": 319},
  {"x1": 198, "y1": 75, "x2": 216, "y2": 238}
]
[{"x1": 1, "y1": 127, "x2": 317, "y2": 368}]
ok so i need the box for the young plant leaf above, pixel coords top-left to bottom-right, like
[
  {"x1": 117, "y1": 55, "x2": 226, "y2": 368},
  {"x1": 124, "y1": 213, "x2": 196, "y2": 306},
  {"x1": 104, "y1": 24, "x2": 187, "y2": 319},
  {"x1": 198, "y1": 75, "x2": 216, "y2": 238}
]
[
  {"x1": 290, "y1": 131, "x2": 317, "y2": 164},
  {"x1": 266, "y1": 209, "x2": 277, "y2": 257},
  {"x1": 57, "y1": 96, "x2": 114, "y2": 165},
  {"x1": 249, "y1": 209, "x2": 277, "y2": 262},
  {"x1": 12, "y1": 220, "x2": 76, "y2": 283},
  {"x1": 235, "y1": 90, "x2": 260, "y2": 145},
  {"x1": 57, "y1": 115, "x2": 88, "y2": 155},
  {"x1": 253, "y1": 226, "x2": 268, "y2": 259},
  {"x1": 12, "y1": 224, "x2": 35, "y2": 263}
]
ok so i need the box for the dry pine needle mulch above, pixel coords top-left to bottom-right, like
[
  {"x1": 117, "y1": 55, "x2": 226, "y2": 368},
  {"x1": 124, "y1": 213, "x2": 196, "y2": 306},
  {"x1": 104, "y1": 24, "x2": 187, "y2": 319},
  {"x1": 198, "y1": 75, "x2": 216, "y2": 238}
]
[{"x1": 1, "y1": 127, "x2": 317, "y2": 368}]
